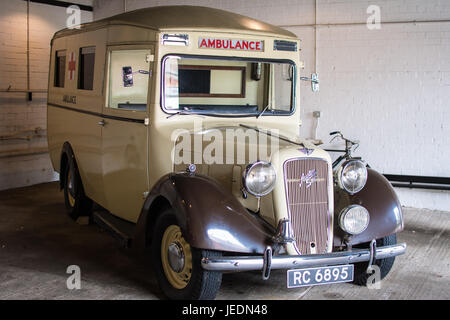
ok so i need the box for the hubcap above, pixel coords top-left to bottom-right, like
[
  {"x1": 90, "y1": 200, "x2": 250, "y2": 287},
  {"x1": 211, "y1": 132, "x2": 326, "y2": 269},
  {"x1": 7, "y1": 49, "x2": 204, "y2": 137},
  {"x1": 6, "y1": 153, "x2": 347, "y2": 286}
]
[
  {"x1": 168, "y1": 242, "x2": 185, "y2": 273},
  {"x1": 161, "y1": 225, "x2": 192, "y2": 289}
]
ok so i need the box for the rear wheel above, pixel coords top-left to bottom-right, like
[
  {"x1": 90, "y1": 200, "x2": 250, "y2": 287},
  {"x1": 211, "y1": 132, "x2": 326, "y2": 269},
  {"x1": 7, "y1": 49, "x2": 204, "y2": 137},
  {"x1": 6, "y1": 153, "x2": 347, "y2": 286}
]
[
  {"x1": 63, "y1": 155, "x2": 92, "y2": 220},
  {"x1": 353, "y1": 234, "x2": 397, "y2": 285},
  {"x1": 151, "y1": 209, "x2": 222, "y2": 300}
]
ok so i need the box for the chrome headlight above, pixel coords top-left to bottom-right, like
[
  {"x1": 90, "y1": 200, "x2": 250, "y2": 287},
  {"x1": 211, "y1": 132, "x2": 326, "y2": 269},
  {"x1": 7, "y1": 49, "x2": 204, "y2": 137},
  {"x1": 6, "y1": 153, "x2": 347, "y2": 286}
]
[
  {"x1": 339, "y1": 205, "x2": 370, "y2": 235},
  {"x1": 243, "y1": 161, "x2": 276, "y2": 197},
  {"x1": 336, "y1": 160, "x2": 368, "y2": 194}
]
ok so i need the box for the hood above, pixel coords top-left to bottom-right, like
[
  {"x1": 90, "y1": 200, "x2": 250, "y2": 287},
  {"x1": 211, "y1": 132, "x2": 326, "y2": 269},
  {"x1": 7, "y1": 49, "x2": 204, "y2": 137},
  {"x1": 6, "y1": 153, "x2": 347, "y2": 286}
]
[
  {"x1": 172, "y1": 123, "x2": 319, "y2": 168},
  {"x1": 172, "y1": 122, "x2": 333, "y2": 232}
]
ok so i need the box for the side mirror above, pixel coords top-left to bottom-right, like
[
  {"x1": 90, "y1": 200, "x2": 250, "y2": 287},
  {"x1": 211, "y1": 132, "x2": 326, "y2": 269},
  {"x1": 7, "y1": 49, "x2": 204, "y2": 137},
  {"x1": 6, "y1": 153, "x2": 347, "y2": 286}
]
[{"x1": 300, "y1": 73, "x2": 319, "y2": 92}]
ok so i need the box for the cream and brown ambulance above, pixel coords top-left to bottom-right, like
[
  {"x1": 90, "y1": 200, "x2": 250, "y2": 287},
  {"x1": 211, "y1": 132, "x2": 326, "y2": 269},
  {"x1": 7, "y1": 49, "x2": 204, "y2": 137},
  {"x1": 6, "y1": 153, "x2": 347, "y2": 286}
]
[{"x1": 47, "y1": 6, "x2": 406, "y2": 300}]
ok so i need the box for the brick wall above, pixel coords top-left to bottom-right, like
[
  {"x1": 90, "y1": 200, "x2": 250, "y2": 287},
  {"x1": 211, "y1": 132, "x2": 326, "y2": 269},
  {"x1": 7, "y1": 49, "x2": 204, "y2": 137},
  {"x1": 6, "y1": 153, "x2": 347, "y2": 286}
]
[
  {"x1": 93, "y1": 0, "x2": 450, "y2": 211},
  {"x1": 0, "y1": 0, "x2": 93, "y2": 190}
]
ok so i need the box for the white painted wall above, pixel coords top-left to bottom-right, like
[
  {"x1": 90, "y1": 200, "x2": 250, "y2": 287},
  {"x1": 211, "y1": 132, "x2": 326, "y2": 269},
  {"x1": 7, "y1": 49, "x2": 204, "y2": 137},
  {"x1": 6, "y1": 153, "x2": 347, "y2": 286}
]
[
  {"x1": 93, "y1": 0, "x2": 450, "y2": 211},
  {"x1": 0, "y1": 0, "x2": 93, "y2": 190}
]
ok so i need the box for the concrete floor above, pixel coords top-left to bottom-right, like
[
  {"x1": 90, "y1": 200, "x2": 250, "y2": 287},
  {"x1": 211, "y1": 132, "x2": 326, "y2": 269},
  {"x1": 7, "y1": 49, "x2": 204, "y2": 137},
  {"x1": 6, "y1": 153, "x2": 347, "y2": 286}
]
[{"x1": 0, "y1": 182, "x2": 449, "y2": 300}]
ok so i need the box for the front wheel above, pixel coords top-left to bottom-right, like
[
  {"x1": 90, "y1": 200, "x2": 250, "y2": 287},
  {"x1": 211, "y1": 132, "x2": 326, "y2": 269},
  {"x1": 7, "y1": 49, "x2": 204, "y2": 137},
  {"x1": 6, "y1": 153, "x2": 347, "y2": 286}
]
[
  {"x1": 353, "y1": 234, "x2": 397, "y2": 286},
  {"x1": 151, "y1": 209, "x2": 222, "y2": 300}
]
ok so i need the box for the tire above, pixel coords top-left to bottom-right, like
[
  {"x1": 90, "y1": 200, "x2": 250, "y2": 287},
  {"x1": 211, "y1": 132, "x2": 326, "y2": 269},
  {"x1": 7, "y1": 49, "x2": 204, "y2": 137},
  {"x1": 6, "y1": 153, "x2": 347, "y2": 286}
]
[
  {"x1": 151, "y1": 209, "x2": 222, "y2": 300},
  {"x1": 63, "y1": 155, "x2": 92, "y2": 220},
  {"x1": 353, "y1": 234, "x2": 397, "y2": 286}
]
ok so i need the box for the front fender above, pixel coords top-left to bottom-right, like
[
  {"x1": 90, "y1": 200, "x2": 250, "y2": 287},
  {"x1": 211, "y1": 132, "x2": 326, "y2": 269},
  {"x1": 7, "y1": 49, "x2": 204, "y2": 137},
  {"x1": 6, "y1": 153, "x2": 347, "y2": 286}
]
[
  {"x1": 334, "y1": 168, "x2": 404, "y2": 246},
  {"x1": 135, "y1": 173, "x2": 276, "y2": 254}
]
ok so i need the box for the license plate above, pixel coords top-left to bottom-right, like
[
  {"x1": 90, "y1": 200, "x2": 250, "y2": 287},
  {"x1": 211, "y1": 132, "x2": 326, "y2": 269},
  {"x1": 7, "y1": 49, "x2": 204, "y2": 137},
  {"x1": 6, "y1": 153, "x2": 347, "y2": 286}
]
[{"x1": 287, "y1": 265, "x2": 354, "y2": 288}]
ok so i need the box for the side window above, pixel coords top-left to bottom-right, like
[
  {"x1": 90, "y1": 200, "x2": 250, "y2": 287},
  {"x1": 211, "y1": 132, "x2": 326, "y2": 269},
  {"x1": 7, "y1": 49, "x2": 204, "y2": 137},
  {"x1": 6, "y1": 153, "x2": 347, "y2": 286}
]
[
  {"x1": 78, "y1": 46, "x2": 95, "y2": 90},
  {"x1": 107, "y1": 49, "x2": 151, "y2": 111},
  {"x1": 54, "y1": 50, "x2": 66, "y2": 88},
  {"x1": 272, "y1": 63, "x2": 294, "y2": 111}
]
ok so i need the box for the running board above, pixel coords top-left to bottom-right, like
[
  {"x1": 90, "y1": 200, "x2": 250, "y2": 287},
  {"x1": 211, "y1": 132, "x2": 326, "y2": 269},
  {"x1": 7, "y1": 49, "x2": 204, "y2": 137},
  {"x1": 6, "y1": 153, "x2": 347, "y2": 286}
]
[{"x1": 92, "y1": 210, "x2": 135, "y2": 248}]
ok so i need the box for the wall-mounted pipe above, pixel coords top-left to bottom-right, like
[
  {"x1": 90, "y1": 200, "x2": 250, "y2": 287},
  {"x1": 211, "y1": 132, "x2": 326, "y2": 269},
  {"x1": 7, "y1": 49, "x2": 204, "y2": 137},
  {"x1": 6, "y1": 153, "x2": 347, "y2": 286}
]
[
  {"x1": 314, "y1": 0, "x2": 317, "y2": 74},
  {"x1": 384, "y1": 174, "x2": 450, "y2": 191},
  {"x1": 0, "y1": 89, "x2": 47, "y2": 93},
  {"x1": 0, "y1": 89, "x2": 47, "y2": 101}
]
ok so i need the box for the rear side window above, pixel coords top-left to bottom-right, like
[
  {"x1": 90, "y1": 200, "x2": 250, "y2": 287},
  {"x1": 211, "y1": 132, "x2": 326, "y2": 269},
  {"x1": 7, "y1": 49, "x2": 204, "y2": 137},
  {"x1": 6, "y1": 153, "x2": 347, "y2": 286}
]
[
  {"x1": 78, "y1": 47, "x2": 95, "y2": 90},
  {"x1": 54, "y1": 50, "x2": 66, "y2": 88}
]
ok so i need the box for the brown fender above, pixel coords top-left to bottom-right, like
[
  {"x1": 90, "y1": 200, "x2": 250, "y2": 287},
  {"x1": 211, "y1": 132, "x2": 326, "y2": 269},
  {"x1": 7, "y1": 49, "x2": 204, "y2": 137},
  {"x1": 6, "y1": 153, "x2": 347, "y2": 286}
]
[
  {"x1": 333, "y1": 168, "x2": 404, "y2": 247},
  {"x1": 134, "y1": 173, "x2": 276, "y2": 254}
]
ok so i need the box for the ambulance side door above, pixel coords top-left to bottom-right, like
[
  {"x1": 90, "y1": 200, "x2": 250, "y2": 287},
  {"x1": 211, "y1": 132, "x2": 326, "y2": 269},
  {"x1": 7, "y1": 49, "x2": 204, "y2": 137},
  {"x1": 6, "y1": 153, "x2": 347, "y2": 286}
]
[{"x1": 100, "y1": 45, "x2": 153, "y2": 223}]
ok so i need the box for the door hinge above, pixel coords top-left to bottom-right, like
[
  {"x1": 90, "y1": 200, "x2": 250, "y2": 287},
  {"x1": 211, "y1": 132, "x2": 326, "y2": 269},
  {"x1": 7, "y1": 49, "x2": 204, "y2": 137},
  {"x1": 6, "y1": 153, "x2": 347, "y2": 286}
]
[{"x1": 144, "y1": 118, "x2": 149, "y2": 126}]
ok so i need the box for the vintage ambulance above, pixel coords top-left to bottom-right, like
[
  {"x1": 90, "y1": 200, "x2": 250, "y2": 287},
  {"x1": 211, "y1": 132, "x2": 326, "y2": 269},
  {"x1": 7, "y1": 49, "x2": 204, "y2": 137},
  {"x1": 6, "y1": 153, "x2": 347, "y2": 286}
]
[{"x1": 47, "y1": 6, "x2": 406, "y2": 300}]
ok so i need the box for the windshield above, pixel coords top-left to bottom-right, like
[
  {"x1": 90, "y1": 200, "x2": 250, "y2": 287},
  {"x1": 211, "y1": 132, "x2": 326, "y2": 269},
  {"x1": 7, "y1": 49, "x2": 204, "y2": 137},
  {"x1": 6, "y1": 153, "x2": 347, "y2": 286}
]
[{"x1": 162, "y1": 55, "x2": 295, "y2": 116}]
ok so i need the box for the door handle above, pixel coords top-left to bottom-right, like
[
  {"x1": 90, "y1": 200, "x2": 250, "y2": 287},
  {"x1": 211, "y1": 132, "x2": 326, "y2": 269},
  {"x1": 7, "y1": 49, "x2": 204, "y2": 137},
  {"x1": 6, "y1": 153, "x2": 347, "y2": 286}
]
[{"x1": 98, "y1": 119, "x2": 106, "y2": 126}]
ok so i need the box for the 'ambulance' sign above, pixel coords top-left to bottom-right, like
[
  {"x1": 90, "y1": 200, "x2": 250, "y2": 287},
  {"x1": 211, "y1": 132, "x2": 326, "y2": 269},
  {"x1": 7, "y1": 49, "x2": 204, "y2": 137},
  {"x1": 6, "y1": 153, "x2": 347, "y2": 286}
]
[{"x1": 199, "y1": 38, "x2": 264, "y2": 52}]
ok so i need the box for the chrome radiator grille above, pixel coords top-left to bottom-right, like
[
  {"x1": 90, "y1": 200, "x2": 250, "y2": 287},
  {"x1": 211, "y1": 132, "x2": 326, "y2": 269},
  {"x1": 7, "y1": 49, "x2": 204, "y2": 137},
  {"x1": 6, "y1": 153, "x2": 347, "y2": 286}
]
[{"x1": 284, "y1": 158, "x2": 330, "y2": 255}]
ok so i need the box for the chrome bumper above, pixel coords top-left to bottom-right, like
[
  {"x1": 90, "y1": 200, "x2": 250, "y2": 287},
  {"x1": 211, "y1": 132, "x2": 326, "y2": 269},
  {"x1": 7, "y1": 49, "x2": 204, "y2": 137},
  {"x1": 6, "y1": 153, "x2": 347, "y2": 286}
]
[{"x1": 201, "y1": 243, "x2": 406, "y2": 272}]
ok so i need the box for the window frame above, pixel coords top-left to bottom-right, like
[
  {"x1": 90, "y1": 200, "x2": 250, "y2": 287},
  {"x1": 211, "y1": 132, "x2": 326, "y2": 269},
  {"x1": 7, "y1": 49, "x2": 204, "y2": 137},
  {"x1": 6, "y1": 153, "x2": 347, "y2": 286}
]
[
  {"x1": 54, "y1": 50, "x2": 67, "y2": 88},
  {"x1": 78, "y1": 46, "x2": 96, "y2": 91},
  {"x1": 161, "y1": 54, "x2": 297, "y2": 117},
  {"x1": 104, "y1": 45, "x2": 153, "y2": 113}
]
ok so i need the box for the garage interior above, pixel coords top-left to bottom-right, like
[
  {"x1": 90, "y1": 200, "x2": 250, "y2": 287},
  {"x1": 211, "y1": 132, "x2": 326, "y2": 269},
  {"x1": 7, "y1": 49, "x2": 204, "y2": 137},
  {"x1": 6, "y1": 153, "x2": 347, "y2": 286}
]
[{"x1": 0, "y1": 0, "x2": 449, "y2": 300}]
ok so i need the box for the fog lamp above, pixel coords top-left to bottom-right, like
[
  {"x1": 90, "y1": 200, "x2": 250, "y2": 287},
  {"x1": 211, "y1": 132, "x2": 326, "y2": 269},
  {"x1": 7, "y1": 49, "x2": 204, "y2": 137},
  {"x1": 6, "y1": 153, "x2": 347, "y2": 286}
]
[{"x1": 339, "y1": 205, "x2": 370, "y2": 235}]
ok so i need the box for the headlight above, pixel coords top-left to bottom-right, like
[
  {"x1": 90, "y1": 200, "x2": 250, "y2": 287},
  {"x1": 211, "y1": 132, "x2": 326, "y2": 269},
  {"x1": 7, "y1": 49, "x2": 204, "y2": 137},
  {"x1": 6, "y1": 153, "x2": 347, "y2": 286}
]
[
  {"x1": 243, "y1": 161, "x2": 276, "y2": 197},
  {"x1": 339, "y1": 205, "x2": 370, "y2": 235},
  {"x1": 336, "y1": 160, "x2": 368, "y2": 194}
]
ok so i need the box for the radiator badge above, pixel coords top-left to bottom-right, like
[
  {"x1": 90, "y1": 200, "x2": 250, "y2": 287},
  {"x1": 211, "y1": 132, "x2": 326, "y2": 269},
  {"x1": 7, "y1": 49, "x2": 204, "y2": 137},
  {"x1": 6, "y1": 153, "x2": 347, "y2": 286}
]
[
  {"x1": 299, "y1": 147, "x2": 314, "y2": 155},
  {"x1": 300, "y1": 169, "x2": 318, "y2": 189}
]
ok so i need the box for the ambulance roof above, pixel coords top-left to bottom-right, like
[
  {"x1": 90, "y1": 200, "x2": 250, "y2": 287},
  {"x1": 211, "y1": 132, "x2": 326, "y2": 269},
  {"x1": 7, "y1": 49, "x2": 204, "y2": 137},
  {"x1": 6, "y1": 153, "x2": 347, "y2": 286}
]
[{"x1": 53, "y1": 5, "x2": 297, "y2": 39}]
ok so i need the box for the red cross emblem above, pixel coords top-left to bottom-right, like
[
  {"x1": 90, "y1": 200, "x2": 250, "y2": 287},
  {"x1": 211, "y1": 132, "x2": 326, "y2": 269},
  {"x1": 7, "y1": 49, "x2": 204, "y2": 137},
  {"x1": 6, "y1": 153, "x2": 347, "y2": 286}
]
[{"x1": 68, "y1": 52, "x2": 76, "y2": 80}]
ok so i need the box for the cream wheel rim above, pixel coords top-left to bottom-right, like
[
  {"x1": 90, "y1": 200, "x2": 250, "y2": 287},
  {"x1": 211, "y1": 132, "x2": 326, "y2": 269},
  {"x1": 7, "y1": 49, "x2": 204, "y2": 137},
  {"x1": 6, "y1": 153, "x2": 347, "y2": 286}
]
[{"x1": 161, "y1": 225, "x2": 192, "y2": 289}]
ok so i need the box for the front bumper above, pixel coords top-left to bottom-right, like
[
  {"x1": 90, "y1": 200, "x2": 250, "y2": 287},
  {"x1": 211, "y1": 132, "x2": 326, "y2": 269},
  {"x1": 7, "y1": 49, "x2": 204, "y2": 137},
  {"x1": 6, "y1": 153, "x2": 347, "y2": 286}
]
[{"x1": 201, "y1": 243, "x2": 406, "y2": 273}]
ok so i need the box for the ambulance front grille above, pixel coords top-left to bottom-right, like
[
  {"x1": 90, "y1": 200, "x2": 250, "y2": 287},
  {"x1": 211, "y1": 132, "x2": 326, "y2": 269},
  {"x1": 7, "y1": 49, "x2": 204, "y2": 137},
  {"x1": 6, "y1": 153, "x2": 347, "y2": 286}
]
[{"x1": 283, "y1": 158, "x2": 330, "y2": 255}]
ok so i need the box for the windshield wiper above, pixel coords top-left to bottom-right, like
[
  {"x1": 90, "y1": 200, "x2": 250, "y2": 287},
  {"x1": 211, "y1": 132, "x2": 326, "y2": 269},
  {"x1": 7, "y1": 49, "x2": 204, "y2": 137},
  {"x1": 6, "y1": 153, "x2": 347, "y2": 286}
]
[
  {"x1": 257, "y1": 104, "x2": 270, "y2": 119},
  {"x1": 239, "y1": 124, "x2": 305, "y2": 147},
  {"x1": 166, "y1": 106, "x2": 201, "y2": 119},
  {"x1": 167, "y1": 110, "x2": 193, "y2": 119}
]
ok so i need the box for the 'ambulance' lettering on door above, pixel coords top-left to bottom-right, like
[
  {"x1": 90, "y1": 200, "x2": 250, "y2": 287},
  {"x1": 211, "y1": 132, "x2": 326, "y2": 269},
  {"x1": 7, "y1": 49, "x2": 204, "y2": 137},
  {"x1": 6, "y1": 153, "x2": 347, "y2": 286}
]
[{"x1": 199, "y1": 38, "x2": 264, "y2": 52}]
